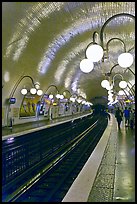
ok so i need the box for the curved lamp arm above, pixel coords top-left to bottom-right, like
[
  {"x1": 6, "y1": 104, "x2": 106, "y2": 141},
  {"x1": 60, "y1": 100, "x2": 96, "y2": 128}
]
[
  {"x1": 106, "y1": 37, "x2": 126, "y2": 53},
  {"x1": 6, "y1": 75, "x2": 36, "y2": 127},
  {"x1": 93, "y1": 31, "x2": 99, "y2": 43},
  {"x1": 9, "y1": 75, "x2": 35, "y2": 98},
  {"x1": 100, "y1": 13, "x2": 135, "y2": 49},
  {"x1": 112, "y1": 73, "x2": 123, "y2": 86},
  {"x1": 40, "y1": 84, "x2": 59, "y2": 102},
  {"x1": 62, "y1": 89, "x2": 71, "y2": 98},
  {"x1": 109, "y1": 63, "x2": 135, "y2": 76}
]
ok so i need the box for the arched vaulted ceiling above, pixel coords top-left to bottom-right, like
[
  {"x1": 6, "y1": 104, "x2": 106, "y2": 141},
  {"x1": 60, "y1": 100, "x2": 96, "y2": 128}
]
[{"x1": 2, "y1": 2, "x2": 135, "y2": 105}]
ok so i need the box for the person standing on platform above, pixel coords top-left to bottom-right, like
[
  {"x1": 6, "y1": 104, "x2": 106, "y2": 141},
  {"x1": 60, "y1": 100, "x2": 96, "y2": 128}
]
[
  {"x1": 115, "y1": 107, "x2": 123, "y2": 129},
  {"x1": 129, "y1": 108, "x2": 135, "y2": 129},
  {"x1": 9, "y1": 117, "x2": 14, "y2": 132},
  {"x1": 123, "y1": 107, "x2": 130, "y2": 127}
]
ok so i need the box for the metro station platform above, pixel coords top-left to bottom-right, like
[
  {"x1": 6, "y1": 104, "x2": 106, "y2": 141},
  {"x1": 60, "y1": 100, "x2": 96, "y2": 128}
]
[
  {"x1": 2, "y1": 113, "x2": 135, "y2": 202},
  {"x1": 62, "y1": 114, "x2": 135, "y2": 202}
]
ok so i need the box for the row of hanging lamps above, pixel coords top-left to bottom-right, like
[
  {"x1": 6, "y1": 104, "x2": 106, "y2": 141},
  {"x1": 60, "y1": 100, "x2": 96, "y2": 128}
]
[{"x1": 21, "y1": 82, "x2": 43, "y2": 96}]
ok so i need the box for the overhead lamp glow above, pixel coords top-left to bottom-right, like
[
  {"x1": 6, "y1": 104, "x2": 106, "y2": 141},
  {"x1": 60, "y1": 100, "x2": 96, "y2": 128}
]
[
  {"x1": 30, "y1": 88, "x2": 37, "y2": 94},
  {"x1": 60, "y1": 94, "x2": 64, "y2": 99},
  {"x1": 108, "y1": 95, "x2": 113, "y2": 100},
  {"x1": 37, "y1": 89, "x2": 43, "y2": 96},
  {"x1": 119, "y1": 80, "x2": 127, "y2": 89},
  {"x1": 82, "y1": 100, "x2": 86, "y2": 104},
  {"x1": 118, "y1": 52, "x2": 133, "y2": 68},
  {"x1": 86, "y1": 44, "x2": 104, "y2": 62},
  {"x1": 108, "y1": 93, "x2": 113, "y2": 97},
  {"x1": 118, "y1": 90, "x2": 125, "y2": 95},
  {"x1": 49, "y1": 94, "x2": 53, "y2": 99},
  {"x1": 77, "y1": 99, "x2": 82, "y2": 103},
  {"x1": 108, "y1": 90, "x2": 113, "y2": 94},
  {"x1": 56, "y1": 93, "x2": 61, "y2": 99},
  {"x1": 35, "y1": 82, "x2": 40, "y2": 89},
  {"x1": 105, "y1": 84, "x2": 113, "y2": 91},
  {"x1": 80, "y1": 59, "x2": 94, "y2": 73},
  {"x1": 21, "y1": 88, "x2": 27, "y2": 95},
  {"x1": 70, "y1": 97, "x2": 75, "y2": 102},
  {"x1": 101, "y1": 80, "x2": 110, "y2": 88}
]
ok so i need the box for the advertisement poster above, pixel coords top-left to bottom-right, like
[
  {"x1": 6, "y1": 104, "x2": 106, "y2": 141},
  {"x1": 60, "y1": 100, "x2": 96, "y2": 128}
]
[{"x1": 19, "y1": 95, "x2": 41, "y2": 117}]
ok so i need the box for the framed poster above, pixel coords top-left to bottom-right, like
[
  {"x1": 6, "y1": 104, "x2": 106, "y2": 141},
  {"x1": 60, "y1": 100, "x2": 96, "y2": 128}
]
[{"x1": 19, "y1": 94, "x2": 41, "y2": 118}]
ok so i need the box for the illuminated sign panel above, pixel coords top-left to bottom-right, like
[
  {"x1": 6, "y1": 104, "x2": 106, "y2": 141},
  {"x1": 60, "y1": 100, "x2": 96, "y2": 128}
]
[{"x1": 9, "y1": 98, "x2": 16, "y2": 104}]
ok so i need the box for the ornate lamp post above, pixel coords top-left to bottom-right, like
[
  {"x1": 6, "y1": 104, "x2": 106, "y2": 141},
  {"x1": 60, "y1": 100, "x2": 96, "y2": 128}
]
[
  {"x1": 6, "y1": 75, "x2": 42, "y2": 127},
  {"x1": 80, "y1": 13, "x2": 135, "y2": 73}
]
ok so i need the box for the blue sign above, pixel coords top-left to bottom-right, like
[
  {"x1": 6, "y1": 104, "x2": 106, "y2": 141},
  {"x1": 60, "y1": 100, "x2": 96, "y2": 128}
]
[{"x1": 9, "y1": 98, "x2": 16, "y2": 104}]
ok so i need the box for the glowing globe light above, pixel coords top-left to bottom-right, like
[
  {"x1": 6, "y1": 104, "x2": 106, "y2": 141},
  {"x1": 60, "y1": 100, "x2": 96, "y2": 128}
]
[
  {"x1": 101, "y1": 80, "x2": 110, "y2": 88},
  {"x1": 30, "y1": 88, "x2": 37, "y2": 94},
  {"x1": 118, "y1": 52, "x2": 133, "y2": 68},
  {"x1": 118, "y1": 90, "x2": 125, "y2": 95},
  {"x1": 49, "y1": 94, "x2": 53, "y2": 99},
  {"x1": 77, "y1": 99, "x2": 82, "y2": 103},
  {"x1": 108, "y1": 90, "x2": 113, "y2": 94},
  {"x1": 82, "y1": 100, "x2": 86, "y2": 104},
  {"x1": 108, "y1": 93, "x2": 113, "y2": 97},
  {"x1": 108, "y1": 98, "x2": 113, "y2": 102},
  {"x1": 80, "y1": 59, "x2": 94, "y2": 73},
  {"x1": 70, "y1": 97, "x2": 75, "y2": 102},
  {"x1": 37, "y1": 89, "x2": 43, "y2": 96},
  {"x1": 35, "y1": 82, "x2": 40, "y2": 89},
  {"x1": 119, "y1": 80, "x2": 127, "y2": 89},
  {"x1": 56, "y1": 93, "x2": 61, "y2": 99},
  {"x1": 105, "y1": 84, "x2": 113, "y2": 91},
  {"x1": 86, "y1": 44, "x2": 104, "y2": 62},
  {"x1": 60, "y1": 94, "x2": 64, "y2": 99},
  {"x1": 21, "y1": 88, "x2": 27, "y2": 95},
  {"x1": 108, "y1": 95, "x2": 113, "y2": 100}
]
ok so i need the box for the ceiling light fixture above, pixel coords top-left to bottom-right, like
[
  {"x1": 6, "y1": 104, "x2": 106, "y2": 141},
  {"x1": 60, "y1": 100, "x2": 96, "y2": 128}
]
[{"x1": 80, "y1": 13, "x2": 134, "y2": 73}]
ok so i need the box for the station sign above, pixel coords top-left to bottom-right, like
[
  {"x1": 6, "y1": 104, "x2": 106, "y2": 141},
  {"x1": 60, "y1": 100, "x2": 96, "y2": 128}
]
[{"x1": 9, "y1": 97, "x2": 16, "y2": 104}]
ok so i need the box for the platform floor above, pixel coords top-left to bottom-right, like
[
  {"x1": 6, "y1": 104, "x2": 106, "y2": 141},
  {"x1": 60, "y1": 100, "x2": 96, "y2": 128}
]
[{"x1": 87, "y1": 116, "x2": 135, "y2": 202}]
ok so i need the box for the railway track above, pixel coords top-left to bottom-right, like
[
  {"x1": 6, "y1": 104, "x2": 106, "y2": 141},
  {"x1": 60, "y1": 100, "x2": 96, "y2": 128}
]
[{"x1": 2, "y1": 115, "x2": 108, "y2": 202}]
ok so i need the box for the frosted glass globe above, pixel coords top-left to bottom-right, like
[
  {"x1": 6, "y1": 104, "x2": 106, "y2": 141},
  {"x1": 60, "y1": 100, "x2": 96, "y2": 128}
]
[
  {"x1": 30, "y1": 88, "x2": 37, "y2": 94},
  {"x1": 60, "y1": 94, "x2": 64, "y2": 99},
  {"x1": 108, "y1": 93, "x2": 113, "y2": 97},
  {"x1": 37, "y1": 89, "x2": 43, "y2": 96},
  {"x1": 105, "y1": 84, "x2": 113, "y2": 91},
  {"x1": 86, "y1": 44, "x2": 104, "y2": 62},
  {"x1": 35, "y1": 82, "x2": 40, "y2": 89},
  {"x1": 82, "y1": 100, "x2": 86, "y2": 104},
  {"x1": 80, "y1": 59, "x2": 94, "y2": 73},
  {"x1": 49, "y1": 94, "x2": 53, "y2": 99},
  {"x1": 70, "y1": 97, "x2": 76, "y2": 102},
  {"x1": 118, "y1": 90, "x2": 125, "y2": 95},
  {"x1": 118, "y1": 53, "x2": 133, "y2": 68},
  {"x1": 101, "y1": 80, "x2": 110, "y2": 88},
  {"x1": 21, "y1": 88, "x2": 27, "y2": 95},
  {"x1": 56, "y1": 94, "x2": 61, "y2": 99},
  {"x1": 77, "y1": 99, "x2": 82, "y2": 103},
  {"x1": 119, "y1": 80, "x2": 127, "y2": 89},
  {"x1": 108, "y1": 97, "x2": 113, "y2": 102}
]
